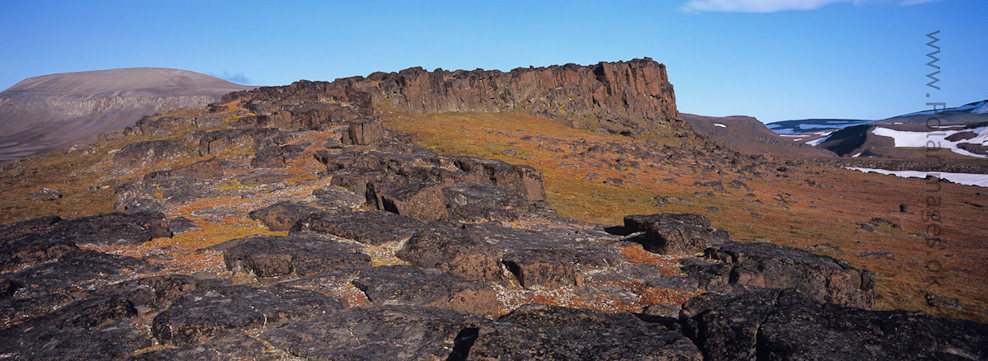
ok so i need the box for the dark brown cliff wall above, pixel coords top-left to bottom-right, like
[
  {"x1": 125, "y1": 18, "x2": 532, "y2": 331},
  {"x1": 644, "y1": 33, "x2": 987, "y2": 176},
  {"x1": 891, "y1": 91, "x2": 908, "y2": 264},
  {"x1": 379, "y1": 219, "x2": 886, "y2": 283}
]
[{"x1": 224, "y1": 58, "x2": 679, "y2": 127}]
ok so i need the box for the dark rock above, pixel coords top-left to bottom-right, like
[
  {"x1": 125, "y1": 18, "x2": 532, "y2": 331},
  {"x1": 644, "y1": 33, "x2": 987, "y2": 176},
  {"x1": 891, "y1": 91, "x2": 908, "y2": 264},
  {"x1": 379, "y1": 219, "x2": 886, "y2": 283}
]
[
  {"x1": 502, "y1": 249, "x2": 582, "y2": 289},
  {"x1": 32, "y1": 187, "x2": 61, "y2": 201},
  {"x1": 239, "y1": 173, "x2": 292, "y2": 185},
  {"x1": 925, "y1": 292, "x2": 963, "y2": 309},
  {"x1": 396, "y1": 227, "x2": 501, "y2": 282},
  {"x1": 869, "y1": 217, "x2": 901, "y2": 229},
  {"x1": 40, "y1": 211, "x2": 172, "y2": 246},
  {"x1": 380, "y1": 181, "x2": 448, "y2": 222},
  {"x1": 152, "y1": 285, "x2": 344, "y2": 346},
  {"x1": 165, "y1": 158, "x2": 225, "y2": 180},
  {"x1": 352, "y1": 265, "x2": 498, "y2": 316},
  {"x1": 310, "y1": 185, "x2": 365, "y2": 211},
  {"x1": 469, "y1": 304, "x2": 702, "y2": 360},
  {"x1": 451, "y1": 156, "x2": 547, "y2": 201},
  {"x1": 860, "y1": 251, "x2": 895, "y2": 259},
  {"x1": 196, "y1": 128, "x2": 279, "y2": 156},
  {"x1": 327, "y1": 167, "x2": 384, "y2": 200},
  {"x1": 291, "y1": 210, "x2": 424, "y2": 245},
  {"x1": 0, "y1": 215, "x2": 62, "y2": 239},
  {"x1": 251, "y1": 144, "x2": 307, "y2": 168},
  {"x1": 248, "y1": 202, "x2": 325, "y2": 231},
  {"x1": 623, "y1": 213, "x2": 730, "y2": 255},
  {"x1": 260, "y1": 305, "x2": 487, "y2": 361},
  {"x1": 167, "y1": 217, "x2": 199, "y2": 234},
  {"x1": 113, "y1": 140, "x2": 187, "y2": 169},
  {"x1": 3, "y1": 249, "x2": 149, "y2": 298},
  {"x1": 698, "y1": 241, "x2": 875, "y2": 308},
  {"x1": 443, "y1": 183, "x2": 537, "y2": 222},
  {"x1": 681, "y1": 288, "x2": 988, "y2": 361},
  {"x1": 0, "y1": 319, "x2": 151, "y2": 360},
  {"x1": 343, "y1": 117, "x2": 385, "y2": 145},
  {"x1": 217, "y1": 234, "x2": 371, "y2": 278}
]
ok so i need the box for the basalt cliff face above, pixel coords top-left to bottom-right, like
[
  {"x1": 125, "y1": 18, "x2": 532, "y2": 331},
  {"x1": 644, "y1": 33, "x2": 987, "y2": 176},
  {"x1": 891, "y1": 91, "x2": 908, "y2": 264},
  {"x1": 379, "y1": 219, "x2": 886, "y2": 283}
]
[{"x1": 225, "y1": 58, "x2": 679, "y2": 129}]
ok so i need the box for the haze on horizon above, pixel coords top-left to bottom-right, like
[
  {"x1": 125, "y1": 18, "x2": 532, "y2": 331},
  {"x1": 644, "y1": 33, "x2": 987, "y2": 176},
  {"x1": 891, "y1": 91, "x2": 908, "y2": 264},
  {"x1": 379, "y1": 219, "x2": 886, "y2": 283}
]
[{"x1": 1, "y1": 0, "x2": 984, "y2": 124}]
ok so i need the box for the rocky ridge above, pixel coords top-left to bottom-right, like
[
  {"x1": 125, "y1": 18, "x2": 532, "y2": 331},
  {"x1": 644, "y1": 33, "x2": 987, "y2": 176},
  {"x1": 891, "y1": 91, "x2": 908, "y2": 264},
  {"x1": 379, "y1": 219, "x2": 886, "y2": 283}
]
[{"x1": 1, "y1": 62, "x2": 986, "y2": 360}]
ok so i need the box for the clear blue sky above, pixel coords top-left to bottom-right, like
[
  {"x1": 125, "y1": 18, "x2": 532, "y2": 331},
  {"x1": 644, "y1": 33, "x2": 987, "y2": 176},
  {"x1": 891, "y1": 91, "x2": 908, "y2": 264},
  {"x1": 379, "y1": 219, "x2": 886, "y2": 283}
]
[{"x1": 1, "y1": 0, "x2": 984, "y2": 123}]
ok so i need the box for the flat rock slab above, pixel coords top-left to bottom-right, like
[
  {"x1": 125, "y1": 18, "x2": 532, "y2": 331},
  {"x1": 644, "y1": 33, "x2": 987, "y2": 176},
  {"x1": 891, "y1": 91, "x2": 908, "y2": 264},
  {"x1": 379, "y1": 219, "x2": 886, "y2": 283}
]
[
  {"x1": 152, "y1": 285, "x2": 345, "y2": 346},
  {"x1": 292, "y1": 210, "x2": 424, "y2": 245},
  {"x1": 216, "y1": 234, "x2": 371, "y2": 278},
  {"x1": 468, "y1": 303, "x2": 702, "y2": 360},
  {"x1": 248, "y1": 202, "x2": 326, "y2": 231},
  {"x1": 260, "y1": 305, "x2": 487, "y2": 361},
  {"x1": 32, "y1": 211, "x2": 172, "y2": 246},
  {"x1": 381, "y1": 181, "x2": 448, "y2": 222},
  {"x1": 310, "y1": 185, "x2": 365, "y2": 211},
  {"x1": 624, "y1": 213, "x2": 730, "y2": 256},
  {"x1": 681, "y1": 288, "x2": 988, "y2": 361},
  {"x1": 3, "y1": 249, "x2": 150, "y2": 298},
  {"x1": 0, "y1": 296, "x2": 151, "y2": 360},
  {"x1": 113, "y1": 140, "x2": 187, "y2": 169},
  {"x1": 443, "y1": 183, "x2": 536, "y2": 223},
  {"x1": 696, "y1": 241, "x2": 876, "y2": 308},
  {"x1": 397, "y1": 227, "x2": 501, "y2": 282},
  {"x1": 352, "y1": 265, "x2": 498, "y2": 316}
]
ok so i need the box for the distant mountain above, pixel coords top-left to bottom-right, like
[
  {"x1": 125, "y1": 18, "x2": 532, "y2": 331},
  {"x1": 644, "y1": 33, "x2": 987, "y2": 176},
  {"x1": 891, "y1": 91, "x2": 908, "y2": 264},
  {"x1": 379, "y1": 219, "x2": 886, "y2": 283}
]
[
  {"x1": 0, "y1": 68, "x2": 253, "y2": 160},
  {"x1": 681, "y1": 113, "x2": 834, "y2": 158},
  {"x1": 767, "y1": 99, "x2": 988, "y2": 159}
]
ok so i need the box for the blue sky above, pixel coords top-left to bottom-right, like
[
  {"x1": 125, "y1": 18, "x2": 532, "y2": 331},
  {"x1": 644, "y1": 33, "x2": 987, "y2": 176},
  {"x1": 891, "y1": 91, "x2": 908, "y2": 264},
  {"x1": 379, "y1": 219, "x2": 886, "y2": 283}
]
[{"x1": 0, "y1": 0, "x2": 984, "y2": 123}]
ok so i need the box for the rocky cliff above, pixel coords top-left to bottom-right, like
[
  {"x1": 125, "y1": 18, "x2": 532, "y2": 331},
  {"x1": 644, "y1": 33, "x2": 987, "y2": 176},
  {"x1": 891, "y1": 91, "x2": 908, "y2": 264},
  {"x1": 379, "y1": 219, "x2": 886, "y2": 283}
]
[
  {"x1": 0, "y1": 68, "x2": 253, "y2": 160},
  {"x1": 225, "y1": 58, "x2": 679, "y2": 130}
]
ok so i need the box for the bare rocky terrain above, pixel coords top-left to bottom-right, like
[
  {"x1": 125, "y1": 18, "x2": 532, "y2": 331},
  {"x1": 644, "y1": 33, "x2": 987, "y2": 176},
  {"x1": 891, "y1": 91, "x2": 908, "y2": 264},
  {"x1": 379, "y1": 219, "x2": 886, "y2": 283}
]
[
  {"x1": 0, "y1": 68, "x2": 253, "y2": 160},
  {"x1": 1, "y1": 60, "x2": 986, "y2": 360}
]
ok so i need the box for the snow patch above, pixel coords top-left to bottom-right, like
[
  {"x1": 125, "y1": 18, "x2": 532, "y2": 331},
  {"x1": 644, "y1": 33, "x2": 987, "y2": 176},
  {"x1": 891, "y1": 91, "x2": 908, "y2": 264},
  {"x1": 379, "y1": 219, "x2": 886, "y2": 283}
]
[
  {"x1": 871, "y1": 126, "x2": 988, "y2": 158},
  {"x1": 847, "y1": 168, "x2": 988, "y2": 188},
  {"x1": 713, "y1": 123, "x2": 726, "y2": 128}
]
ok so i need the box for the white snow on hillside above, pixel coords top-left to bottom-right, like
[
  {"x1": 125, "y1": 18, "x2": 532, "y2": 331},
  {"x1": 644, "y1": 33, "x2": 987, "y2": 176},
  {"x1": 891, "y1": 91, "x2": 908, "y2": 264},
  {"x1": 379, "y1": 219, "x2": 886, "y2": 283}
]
[
  {"x1": 713, "y1": 123, "x2": 726, "y2": 128},
  {"x1": 900, "y1": 100, "x2": 988, "y2": 117},
  {"x1": 871, "y1": 126, "x2": 988, "y2": 158},
  {"x1": 975, "y1": 101, "x2": 988, "y2": 114},
  {"x1": 847, "y1": 167, "x2": 988, "y2": 188}
]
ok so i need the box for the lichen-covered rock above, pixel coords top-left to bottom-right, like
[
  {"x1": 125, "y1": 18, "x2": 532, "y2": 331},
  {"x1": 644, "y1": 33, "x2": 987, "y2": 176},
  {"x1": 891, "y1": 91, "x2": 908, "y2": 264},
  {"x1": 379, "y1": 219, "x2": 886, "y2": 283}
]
[
  {"x1": 692, "y1": 241, "x2": 876, "y2": 309},
  {"x1": 113, "y1": 140, "x2": 187, "y2": 169},
  {"x1": 291, "y1": 210, "x2": 424, "y2": 245},
  {"x1": 248, "y1": 202, "x2": 325, "y2": 231},
  {"x1": 451, "y1": 156, "x2": 547, "y2": 201},
  {"x1": 468, "y1": 303, "x2": 702, "y2": 360},
  {"x1": 624, "y1": 213, "x2": 731, "y2": 255},
  {"x1": 216, "y1": 234, "x2": 371, "y2": 278},
  {"x1": 443, "y1": 183, "x2": 536, "y2": 222},
  {"x1": 680, "y1": 288, "x2": 988, "y2": 361},
  {"x1": 152, "y1": 285, "x2": 344, "y2": 346},
  {"x1": 397, "y1": 227, "x2": 501, "y2": 282},
  {"x1": 380, "y1": 181, "x2": 449, "y2": 222},
  {"x1": 343, "y1": 116, "x2": 384, "y2": 145},
  {"x1": 352, "y1": 265, "x2": 498, "y2": 316},
  {"x1": 259, "y1": 305, "x2": 487, "y2": 361},
  {"x1": 502, "y1": 249, "x2": 582, "y2": 289}
]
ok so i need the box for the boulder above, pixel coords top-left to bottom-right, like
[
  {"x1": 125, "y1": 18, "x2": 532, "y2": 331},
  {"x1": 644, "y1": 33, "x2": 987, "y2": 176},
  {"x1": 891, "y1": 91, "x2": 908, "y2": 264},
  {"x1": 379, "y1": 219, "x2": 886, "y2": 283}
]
[
  {"x1": 380, "y1": 181, "x2": 448, "y2": 222},
  {"x1": 310, "y1": 185, "x2": 365, "y2": 212},
  {"x1": 680, "y1": 288, "x2": 988, "y2": 361},
  {"x1": 451, "y1": 156, "x2": 547, "y2": 201},
  {"x1": 352, "y1": 265, "x2": 498, "y2": 316},
  {"x1": 623, "y1": 213, "x2": 730, "y2": 255},
  {"x1": 216, "y1": 234, "x2": 371, "y2": 278},
  {"x1": 696, "y1": 241, "x2": 876, "y2": 309},
  {"x1": 113, "y1": 140, "x2": 187, "y2": 169},
  {"x1": 248, "y1": 202, "x2": 325, "y2": 231},
  {"x1": 396, "y1": 227, "x2": 501, "y2": 282},
  {"x1": 468, "y1": 303, "x2": 702, "y2": 360},
  {"x1": 39, "y1": 211, "x2": 172, "y2": 246},
  {"x1": 443, "y1": 183, "x2": 536, "y2": 222},
  {"x1": 343, "y1": 117, "x2": 385, "y2": 145},
  {"x1": 291, "y1": 210, "x2": 424, "y2": 245},
  {"x1": 502, "y1": 249, "x2": 582, "y2": 289},
  {"x1": 152, "y1": 285, "x2": 344, "y2": 346},
  {"x1": 260, "y1": 305, "x2": 487, "y2": 361}
]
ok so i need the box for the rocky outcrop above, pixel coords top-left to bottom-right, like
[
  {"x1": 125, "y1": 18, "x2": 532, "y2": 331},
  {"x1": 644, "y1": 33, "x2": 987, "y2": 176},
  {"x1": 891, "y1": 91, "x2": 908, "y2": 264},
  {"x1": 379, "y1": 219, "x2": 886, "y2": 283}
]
[
  {"x1": 681, "y1": 288, "x2": 988, "y2": 361},
  {"x1": 224, "y1": 58, "x2": 680, "y2": 131}
]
